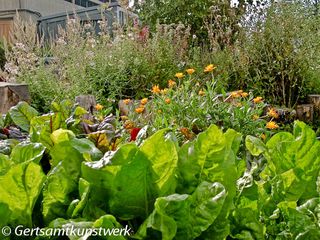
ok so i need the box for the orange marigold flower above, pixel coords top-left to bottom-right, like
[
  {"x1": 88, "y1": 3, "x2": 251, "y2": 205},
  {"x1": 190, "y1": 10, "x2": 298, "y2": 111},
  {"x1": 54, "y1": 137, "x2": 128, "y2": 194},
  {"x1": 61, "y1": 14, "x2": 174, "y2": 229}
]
[
  {"x1": 198, "y1": 90, "x2": 205, "y2": 96},
  {"x1": 266, "y1": 121, "x2": 279, "y2": 130},
  {"x1": 267, "y1": 108, "x2": 279, "y2": 119},
  {"x1": 204, "y1": 64, "x2": 216, "y2": 73},
  {"x1": 168, "y1": 79, "x2": 176, "y2": 88},
  {"x1": 161, "y1": 88, "x2": 168, "y2": 95},
  {"x1": 231, "y1": 91, "x2": 241, "y2": 98},
  {"x1": 152, "y1": 85, "x2": 161, "y2": 94},
  {"x1": 175, "y1": 72, "x2": 185, "y2": 79},
  {"x1": 165, "y1": 98, "x2": 171, "y2": 104},
  {"x1": 253, "y1": 96, "x2": 263, "y2": 104},
  {"x1": 95, "y1": 104, "x2": 103, "y2": 111},
  {"x1": 124, "y1": 120, "x2": 134, "y2": 129},
  {"x1": 186, "y1": 68, "x2": 195, "y2": 75},
  {"x1": 123, "y1": 99, "x2": 131, "y2": 105},
  {"x1": 241, "y1": 92, "x2": 249, "y2": 98},
  {"x1": 140, "y1": 98, "x2": 148, "y2": 105},
  {"x1": 135, "y1": 107, "x2": 145, "y2": 114}
]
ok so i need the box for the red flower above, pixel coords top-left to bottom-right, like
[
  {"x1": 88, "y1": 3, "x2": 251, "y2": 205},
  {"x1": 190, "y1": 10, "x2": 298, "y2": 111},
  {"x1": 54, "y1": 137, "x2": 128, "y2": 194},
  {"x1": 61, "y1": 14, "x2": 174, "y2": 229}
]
[{"x1": 130, "y1": 128, "x2": 142, "y2": 141}]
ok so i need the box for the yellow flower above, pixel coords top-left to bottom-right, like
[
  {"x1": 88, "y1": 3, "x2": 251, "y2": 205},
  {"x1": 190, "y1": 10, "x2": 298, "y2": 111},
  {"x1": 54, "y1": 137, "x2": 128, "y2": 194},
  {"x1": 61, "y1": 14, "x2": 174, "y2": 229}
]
[
  {"x1": 186, "y1": 68, "x2": 195, "y2": 75},
  {"x1": 120, "y1": 115, "x2": 128, "y2": 121},
  {"x1": 160, "y1": 88, "x2": 168, "y2": 95},
  {"x1": 198, "y1": 90, "x2": 205, "y2": 96},
  {"x1": 267, "y1": 108, "x2": 279, "y2": 119},
  {"x1": 204, "y1": 64, "x2": 216, "y2": 73},
  {"x1": 252, "y1": 115, "x2": 260, "y2": 120},
  {"x1": 152, "y1": 85, "x2": 161, "y2": 94},
  {"x1": 165, "y1": 98, "x2": 171, "y2": 104},
  {"x1": 253, "y1": 96, "x2": 263, "y2": 104},
  {"x1": 230, "y1": 91, "x2": 241, "y2": 98},
  {"x1": 135, "y1": 107, "x2": 145, "y2": 114},
  {"x1": 175, "y1": 72, "x2": 185, "y2": 79},
  {"x1": 168, "y1": 79, "x2": 176, "y2": 88},
  {"x1": 140, "y1": 98, "x2": 148, "y2": 105},
  {"x1": 158, "y1": 109, "x2": 162, "y2": 113},
  {"x1": 266, "y1": 121, "x2": 279, "y2": 130},
  {"x1": 241, "y1": 92, "x2": 249, "y2": 98},
  {"x1": 95, "y1": 104, "x2": 103, "y2": 111},
  {"x1": 124, "y1": 120, "x2": 134, "y2": 129},
  {"x1": 123, "y1": 99, "x2": 131, "y2": 105},
  {"x1": 261, "y1": 133, "x2": 266, "y2": 141}
]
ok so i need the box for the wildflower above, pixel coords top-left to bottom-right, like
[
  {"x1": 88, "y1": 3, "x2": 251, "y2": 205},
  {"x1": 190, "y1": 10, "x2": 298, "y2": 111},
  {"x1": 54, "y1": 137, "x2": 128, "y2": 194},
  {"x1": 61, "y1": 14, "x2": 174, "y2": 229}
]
[
  {"x1": 231, "y1": 91, "x2": 241, "y2": 98},
  {"x1": 267, "y1": 108, "x2": 279, "y2": 119},
  {"x1": 135, "y1": 107, "x2": 145, "y2": 114},
  {"x1": 120, "y1": 115, "x2": 128, "y2": 121},
  {"x1": 175, "y1": 72, "x2": 185, "y2": 79},
  {"x1": 261, "y1": 133, "x2": 266, "y2": 141},
  {"x1": 152, "y1": 85, "x2": 161, "y2": 94},
  {"x1": 186, "y1": 68, "x2": 195, "y2": 75},
  {"x1": 124, "y1": 120, "x2": 134, "y2": 129},
  {"x1": 123, "y1": 99, "x2": 131, "y2": 105},
  {"x1": 141, "y1": 98, "x2": 148, "y2": 105},
  {"x1": 198, "y1": 90, "x2": 205, "y2": 96},
  {"x1": 266, "y1": 121, "x2": 279, "y2": 130},
  {"x1": 252, "y1": 115, "x2": 260, "y2": 120},
  {"x1": 241, "y1": 92, "x2": 249, "y2": 98},
  {"x1": 253, "y1": 97, "x2": 263, "y2": 104},
  {"x1": 204, "y1": 64, "x2": 216, "y2": 73},
  {"x1": 160, "y1": 88, "x2": 168, "y2": 95},
  {"x1": 95, "y1": 104, "x2": 103, "y2": 111},
  {"x1": 165, "y1": 98, "x2": 171, "y2": 104},
  {"x1": 168, "y1": 79, "x2": 176, "y2": 88}
]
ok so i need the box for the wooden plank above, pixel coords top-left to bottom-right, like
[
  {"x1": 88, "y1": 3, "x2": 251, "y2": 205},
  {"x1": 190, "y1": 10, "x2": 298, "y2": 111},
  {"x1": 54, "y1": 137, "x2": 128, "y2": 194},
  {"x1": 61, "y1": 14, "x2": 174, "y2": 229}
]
[
  {"x1": 0, "y1": 82, "x2": 31, "y2": 114},
  {"x1": 0, "y1": 19, "x2": 13, "y2": 41},
  {"x1": 296, "y1": 104, "x2": 314, "y2": 123}
]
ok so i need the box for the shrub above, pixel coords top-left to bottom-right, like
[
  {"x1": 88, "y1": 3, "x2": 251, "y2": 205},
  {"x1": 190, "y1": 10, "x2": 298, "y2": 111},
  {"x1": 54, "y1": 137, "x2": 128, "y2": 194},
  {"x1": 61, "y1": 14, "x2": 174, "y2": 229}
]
[
  {"x1": 2, "y1": 15, "x2": 195, "y2": 111},
  {"x1": 221, "y1": 1, "x2": 320, "y2": 108}
]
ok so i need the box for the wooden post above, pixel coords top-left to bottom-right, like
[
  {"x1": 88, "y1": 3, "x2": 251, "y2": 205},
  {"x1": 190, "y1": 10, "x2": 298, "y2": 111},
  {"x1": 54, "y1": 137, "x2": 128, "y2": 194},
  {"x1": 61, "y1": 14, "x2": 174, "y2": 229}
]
[
  {"x1": 0, "y1": 82, "x2": 30, "y2": 114},
  {"x1": 296, "y1": 104, "x2": 314, "y2": 123},
  {"x1": 75, "y1": 95, "x2": 96, "y2": 121}
]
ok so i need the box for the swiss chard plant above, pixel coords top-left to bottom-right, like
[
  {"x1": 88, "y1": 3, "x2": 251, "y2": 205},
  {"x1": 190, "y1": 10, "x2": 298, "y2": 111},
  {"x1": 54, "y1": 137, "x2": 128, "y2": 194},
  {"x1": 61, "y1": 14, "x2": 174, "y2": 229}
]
[{"x1": 0, "y1": 100, "x2": 319, "y2": 240}]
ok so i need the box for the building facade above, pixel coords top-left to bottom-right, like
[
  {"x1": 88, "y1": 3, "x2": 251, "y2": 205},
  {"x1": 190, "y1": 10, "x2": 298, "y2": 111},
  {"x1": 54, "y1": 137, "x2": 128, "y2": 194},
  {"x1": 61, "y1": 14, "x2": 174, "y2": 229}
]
[{"x1": 0, "y1": 0, "x2": 107, "y2": 40}]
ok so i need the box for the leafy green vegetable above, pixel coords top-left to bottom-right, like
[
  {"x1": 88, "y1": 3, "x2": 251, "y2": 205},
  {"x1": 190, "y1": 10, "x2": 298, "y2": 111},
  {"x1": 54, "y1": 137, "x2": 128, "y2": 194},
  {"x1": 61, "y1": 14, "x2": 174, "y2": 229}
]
[
  {"x1": 8, "y1": 101, "x2": 38, "y2": 132},
  {"x1": 0, "y1": 153, "x2": 11, "y2": 175},
  {"x1": 137, "y1": 181, "x2": 226, "y2": 240},
  {"x1": 0, "y1": 162, "x2": 45, "y2": 226},
  {"x1": 245, "y1": 135, "x2": 266, "y2": 156},
  {"x1": 10, "y1": 142, "x2": 45, "y2": 164},
  {"x1": 42, "y1": 129, "x2": 102, "y2": 224},
  {"x1": 178, "y1": 125, "x2": 242, "y2": 238}
]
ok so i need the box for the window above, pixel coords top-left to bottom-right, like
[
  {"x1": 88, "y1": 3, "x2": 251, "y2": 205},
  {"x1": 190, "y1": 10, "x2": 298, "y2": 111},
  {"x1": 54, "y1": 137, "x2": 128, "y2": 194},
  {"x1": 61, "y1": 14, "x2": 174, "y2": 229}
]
[{"x1": 74, "y1": 0, "x2": 99, "y2": 7}]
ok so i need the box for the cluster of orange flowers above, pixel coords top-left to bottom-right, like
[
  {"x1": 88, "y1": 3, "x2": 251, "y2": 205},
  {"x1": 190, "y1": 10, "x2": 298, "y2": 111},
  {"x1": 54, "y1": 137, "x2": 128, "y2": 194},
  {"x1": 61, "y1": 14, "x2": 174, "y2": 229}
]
[
  {"x1": 230, "y1": 90, "x2": 249, "y2": 98},
  {"x1": 135, "y1": 97, "x2": 149, "y2": 114}
]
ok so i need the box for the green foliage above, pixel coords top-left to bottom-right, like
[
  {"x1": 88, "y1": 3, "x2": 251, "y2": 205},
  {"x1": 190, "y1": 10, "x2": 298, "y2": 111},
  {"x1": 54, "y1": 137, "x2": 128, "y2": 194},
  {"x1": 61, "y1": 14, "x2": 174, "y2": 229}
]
[
  {"x1": 136, "y1": 182, "x2": 226, "y2": 240},
  {"x1": 0, "y1": 41, "x2": 5, "y2": 70},
  {"x1": 225, "y1": 1, "x2": 320, "y2": 107},
  {"x1": 0, "y1": 109, "x2": 320, "y2": 239},
  {"x1": 7, "y1": 102, "x2": 39, "y2": 132}
]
